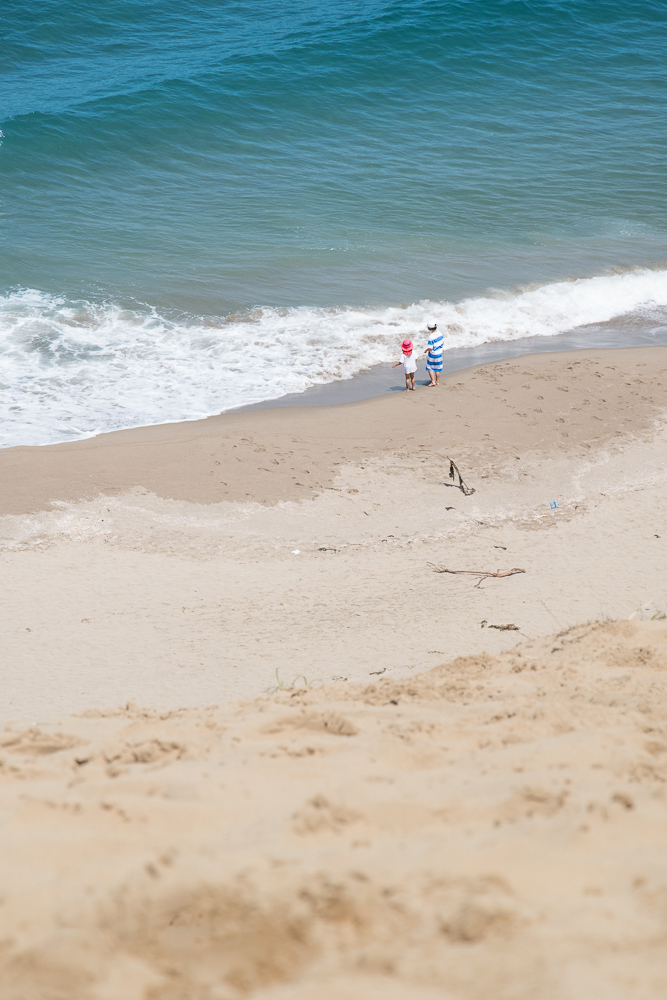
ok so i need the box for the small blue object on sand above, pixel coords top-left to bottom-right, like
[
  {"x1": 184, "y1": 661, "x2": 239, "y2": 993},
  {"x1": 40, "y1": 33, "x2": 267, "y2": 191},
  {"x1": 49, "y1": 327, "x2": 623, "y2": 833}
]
[{"x1": 550, "y1": 501, "x2": 558, "y2": 509}]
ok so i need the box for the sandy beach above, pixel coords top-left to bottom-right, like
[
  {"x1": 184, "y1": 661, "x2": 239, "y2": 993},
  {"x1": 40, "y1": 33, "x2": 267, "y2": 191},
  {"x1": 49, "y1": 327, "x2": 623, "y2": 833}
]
[
  {"x1": 1, "y1": 345, "x2": 667, "y2": 997},
  {"x1": 1, "y1": 346, "x2": 666, "y2": 719}
]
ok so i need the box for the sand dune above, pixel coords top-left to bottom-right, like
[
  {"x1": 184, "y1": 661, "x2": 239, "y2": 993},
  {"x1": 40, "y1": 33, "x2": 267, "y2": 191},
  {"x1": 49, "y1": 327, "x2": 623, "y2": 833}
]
[{"x1": 0, "y1": 619, "x2": 666, "y2": 998}]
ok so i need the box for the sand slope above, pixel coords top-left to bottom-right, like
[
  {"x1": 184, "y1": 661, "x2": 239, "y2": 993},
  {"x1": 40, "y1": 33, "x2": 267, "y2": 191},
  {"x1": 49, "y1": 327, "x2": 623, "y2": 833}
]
[{"x1": 1, "y1": 619, "x2": 666, "y2": 999}]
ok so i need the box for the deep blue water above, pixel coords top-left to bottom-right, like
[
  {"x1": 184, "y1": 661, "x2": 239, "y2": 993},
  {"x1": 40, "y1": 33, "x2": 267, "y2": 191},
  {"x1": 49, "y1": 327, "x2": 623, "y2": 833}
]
[{"x1": 1, "y1": 0, "x2": 666, "y2": 444}]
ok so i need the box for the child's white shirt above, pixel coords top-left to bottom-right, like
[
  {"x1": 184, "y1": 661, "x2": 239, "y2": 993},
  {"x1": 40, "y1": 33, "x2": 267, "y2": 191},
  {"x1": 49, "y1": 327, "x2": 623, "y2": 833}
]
[{"x1": 401, "y1": 352, "x2": 417, "y2": 374}]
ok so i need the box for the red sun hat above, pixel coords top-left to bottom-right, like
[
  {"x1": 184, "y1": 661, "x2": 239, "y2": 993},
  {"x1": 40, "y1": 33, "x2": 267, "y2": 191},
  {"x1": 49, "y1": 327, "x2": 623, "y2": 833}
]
[{"x1": 401, "y1": 340, "x2": 413, "y2": 354}]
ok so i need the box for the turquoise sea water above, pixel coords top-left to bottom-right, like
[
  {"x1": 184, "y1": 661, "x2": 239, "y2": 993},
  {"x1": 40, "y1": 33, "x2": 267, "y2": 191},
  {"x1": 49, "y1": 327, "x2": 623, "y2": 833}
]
[{"x1": 2, "y1": 0, "x2": 666, "y2": 445}]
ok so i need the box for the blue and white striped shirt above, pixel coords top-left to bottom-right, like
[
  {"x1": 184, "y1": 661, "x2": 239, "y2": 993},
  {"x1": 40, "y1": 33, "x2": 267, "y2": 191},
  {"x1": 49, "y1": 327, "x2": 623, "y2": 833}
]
[{"x1": 427, "y1": 331, "x2": 444, "y2": 365}]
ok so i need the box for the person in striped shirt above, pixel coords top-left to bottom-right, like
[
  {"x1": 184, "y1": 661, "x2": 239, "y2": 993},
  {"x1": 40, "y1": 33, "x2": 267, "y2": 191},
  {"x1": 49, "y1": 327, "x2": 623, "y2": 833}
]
[{"x1": 424, "y1": 320, "x2": 444, "y2": 386}]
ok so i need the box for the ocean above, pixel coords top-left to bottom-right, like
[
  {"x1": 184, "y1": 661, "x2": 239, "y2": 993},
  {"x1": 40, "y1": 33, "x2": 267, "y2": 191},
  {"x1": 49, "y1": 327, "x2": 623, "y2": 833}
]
[{"x1": 2, "y1": 0, "x2": 666, "y2": 447}]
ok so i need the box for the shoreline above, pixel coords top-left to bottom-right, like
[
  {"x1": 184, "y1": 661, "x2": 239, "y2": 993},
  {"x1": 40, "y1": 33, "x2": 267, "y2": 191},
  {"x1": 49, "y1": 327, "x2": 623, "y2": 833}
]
[
  {"x1": 3, "y1": 320, "x2": 667, "y2": 455},
  {"x1": 234, "y1": 319, "x2": 667, "y2": 413},
  {"x1": 0, "y1": 344, "x2": 665, "y2": 517}
]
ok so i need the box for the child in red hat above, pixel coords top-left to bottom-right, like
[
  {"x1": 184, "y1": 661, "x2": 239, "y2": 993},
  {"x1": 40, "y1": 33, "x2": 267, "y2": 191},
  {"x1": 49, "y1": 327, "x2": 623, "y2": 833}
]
[{"x1": 393, "y1": 339, "x2": 418, "y2": 391}]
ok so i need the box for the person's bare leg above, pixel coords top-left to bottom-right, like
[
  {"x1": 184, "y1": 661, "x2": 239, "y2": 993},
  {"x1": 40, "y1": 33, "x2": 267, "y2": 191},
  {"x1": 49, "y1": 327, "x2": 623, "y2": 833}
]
[
  {"x1": 404, "y1": 373, "x2": 410, "y2": 392},
  {"x1": 434, "y1": 372, "x2": 440, "y2": 385},
  {"x1": 426, "y1": 369, "x2": 436, "y2": 386},
  {"x1": 410, "y1": 374, "x2": 416, "y2": 390}
]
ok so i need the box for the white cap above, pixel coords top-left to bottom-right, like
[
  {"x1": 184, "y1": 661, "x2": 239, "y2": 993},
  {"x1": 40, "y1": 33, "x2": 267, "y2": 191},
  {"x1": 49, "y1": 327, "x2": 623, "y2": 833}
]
[{"x1": 426, "y1": 318, "x2": 437, "y2": 329}]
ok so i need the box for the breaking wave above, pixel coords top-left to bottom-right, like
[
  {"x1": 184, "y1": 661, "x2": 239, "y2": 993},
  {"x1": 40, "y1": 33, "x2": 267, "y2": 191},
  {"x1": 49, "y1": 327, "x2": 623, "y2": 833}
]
[{"x1": 1, "y1": 267, "x2": 666, "y2": 447}]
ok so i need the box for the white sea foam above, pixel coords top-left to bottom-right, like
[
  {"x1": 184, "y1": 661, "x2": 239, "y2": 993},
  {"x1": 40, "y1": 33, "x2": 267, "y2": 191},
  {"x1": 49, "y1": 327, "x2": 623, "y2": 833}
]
[{"x1": 1, "y1": 268, "x2": 666, "y2": 447}]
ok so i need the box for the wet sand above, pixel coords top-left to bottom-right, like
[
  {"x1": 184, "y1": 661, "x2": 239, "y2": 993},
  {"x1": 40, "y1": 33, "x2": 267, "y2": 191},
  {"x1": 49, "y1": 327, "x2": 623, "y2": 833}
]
[{"x1": 235, "y1": 318, "x2": 667, "y2": 412}]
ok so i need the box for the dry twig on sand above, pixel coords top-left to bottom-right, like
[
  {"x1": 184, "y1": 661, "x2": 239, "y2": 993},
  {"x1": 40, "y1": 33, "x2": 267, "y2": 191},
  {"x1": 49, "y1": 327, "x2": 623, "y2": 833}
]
[
  {"x1": 428, "y1": 565, "x2": 526, "y2": 589},
  {"x1": 480, "y1": 620, "x2": 520, "y2": 631},
  {"x1": 448, "y1": 459, "x2": 475, "y2": 496}
]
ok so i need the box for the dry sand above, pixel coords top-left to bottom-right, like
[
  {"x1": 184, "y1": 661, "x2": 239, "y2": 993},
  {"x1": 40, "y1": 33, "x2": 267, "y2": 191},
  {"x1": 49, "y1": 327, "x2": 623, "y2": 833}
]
[
  {"x1": 0, "y1": 345, "x2": 666, "y2": 997},
  {"x1": 0, "y1": 619, "x2": 666, "y2": 999}
]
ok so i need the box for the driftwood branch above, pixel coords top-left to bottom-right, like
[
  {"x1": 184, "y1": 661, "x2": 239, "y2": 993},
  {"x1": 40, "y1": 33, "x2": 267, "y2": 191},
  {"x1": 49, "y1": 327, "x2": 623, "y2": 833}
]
[
  {"x1": 448, "y1": 459, "x2": 475, "y2": 496},
  {"x1": 480, "y1": 620, "x2": 520, "y2": 631},
  {"x1": 428, "y1": 565, "x2": 526, "y2": 589}
]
